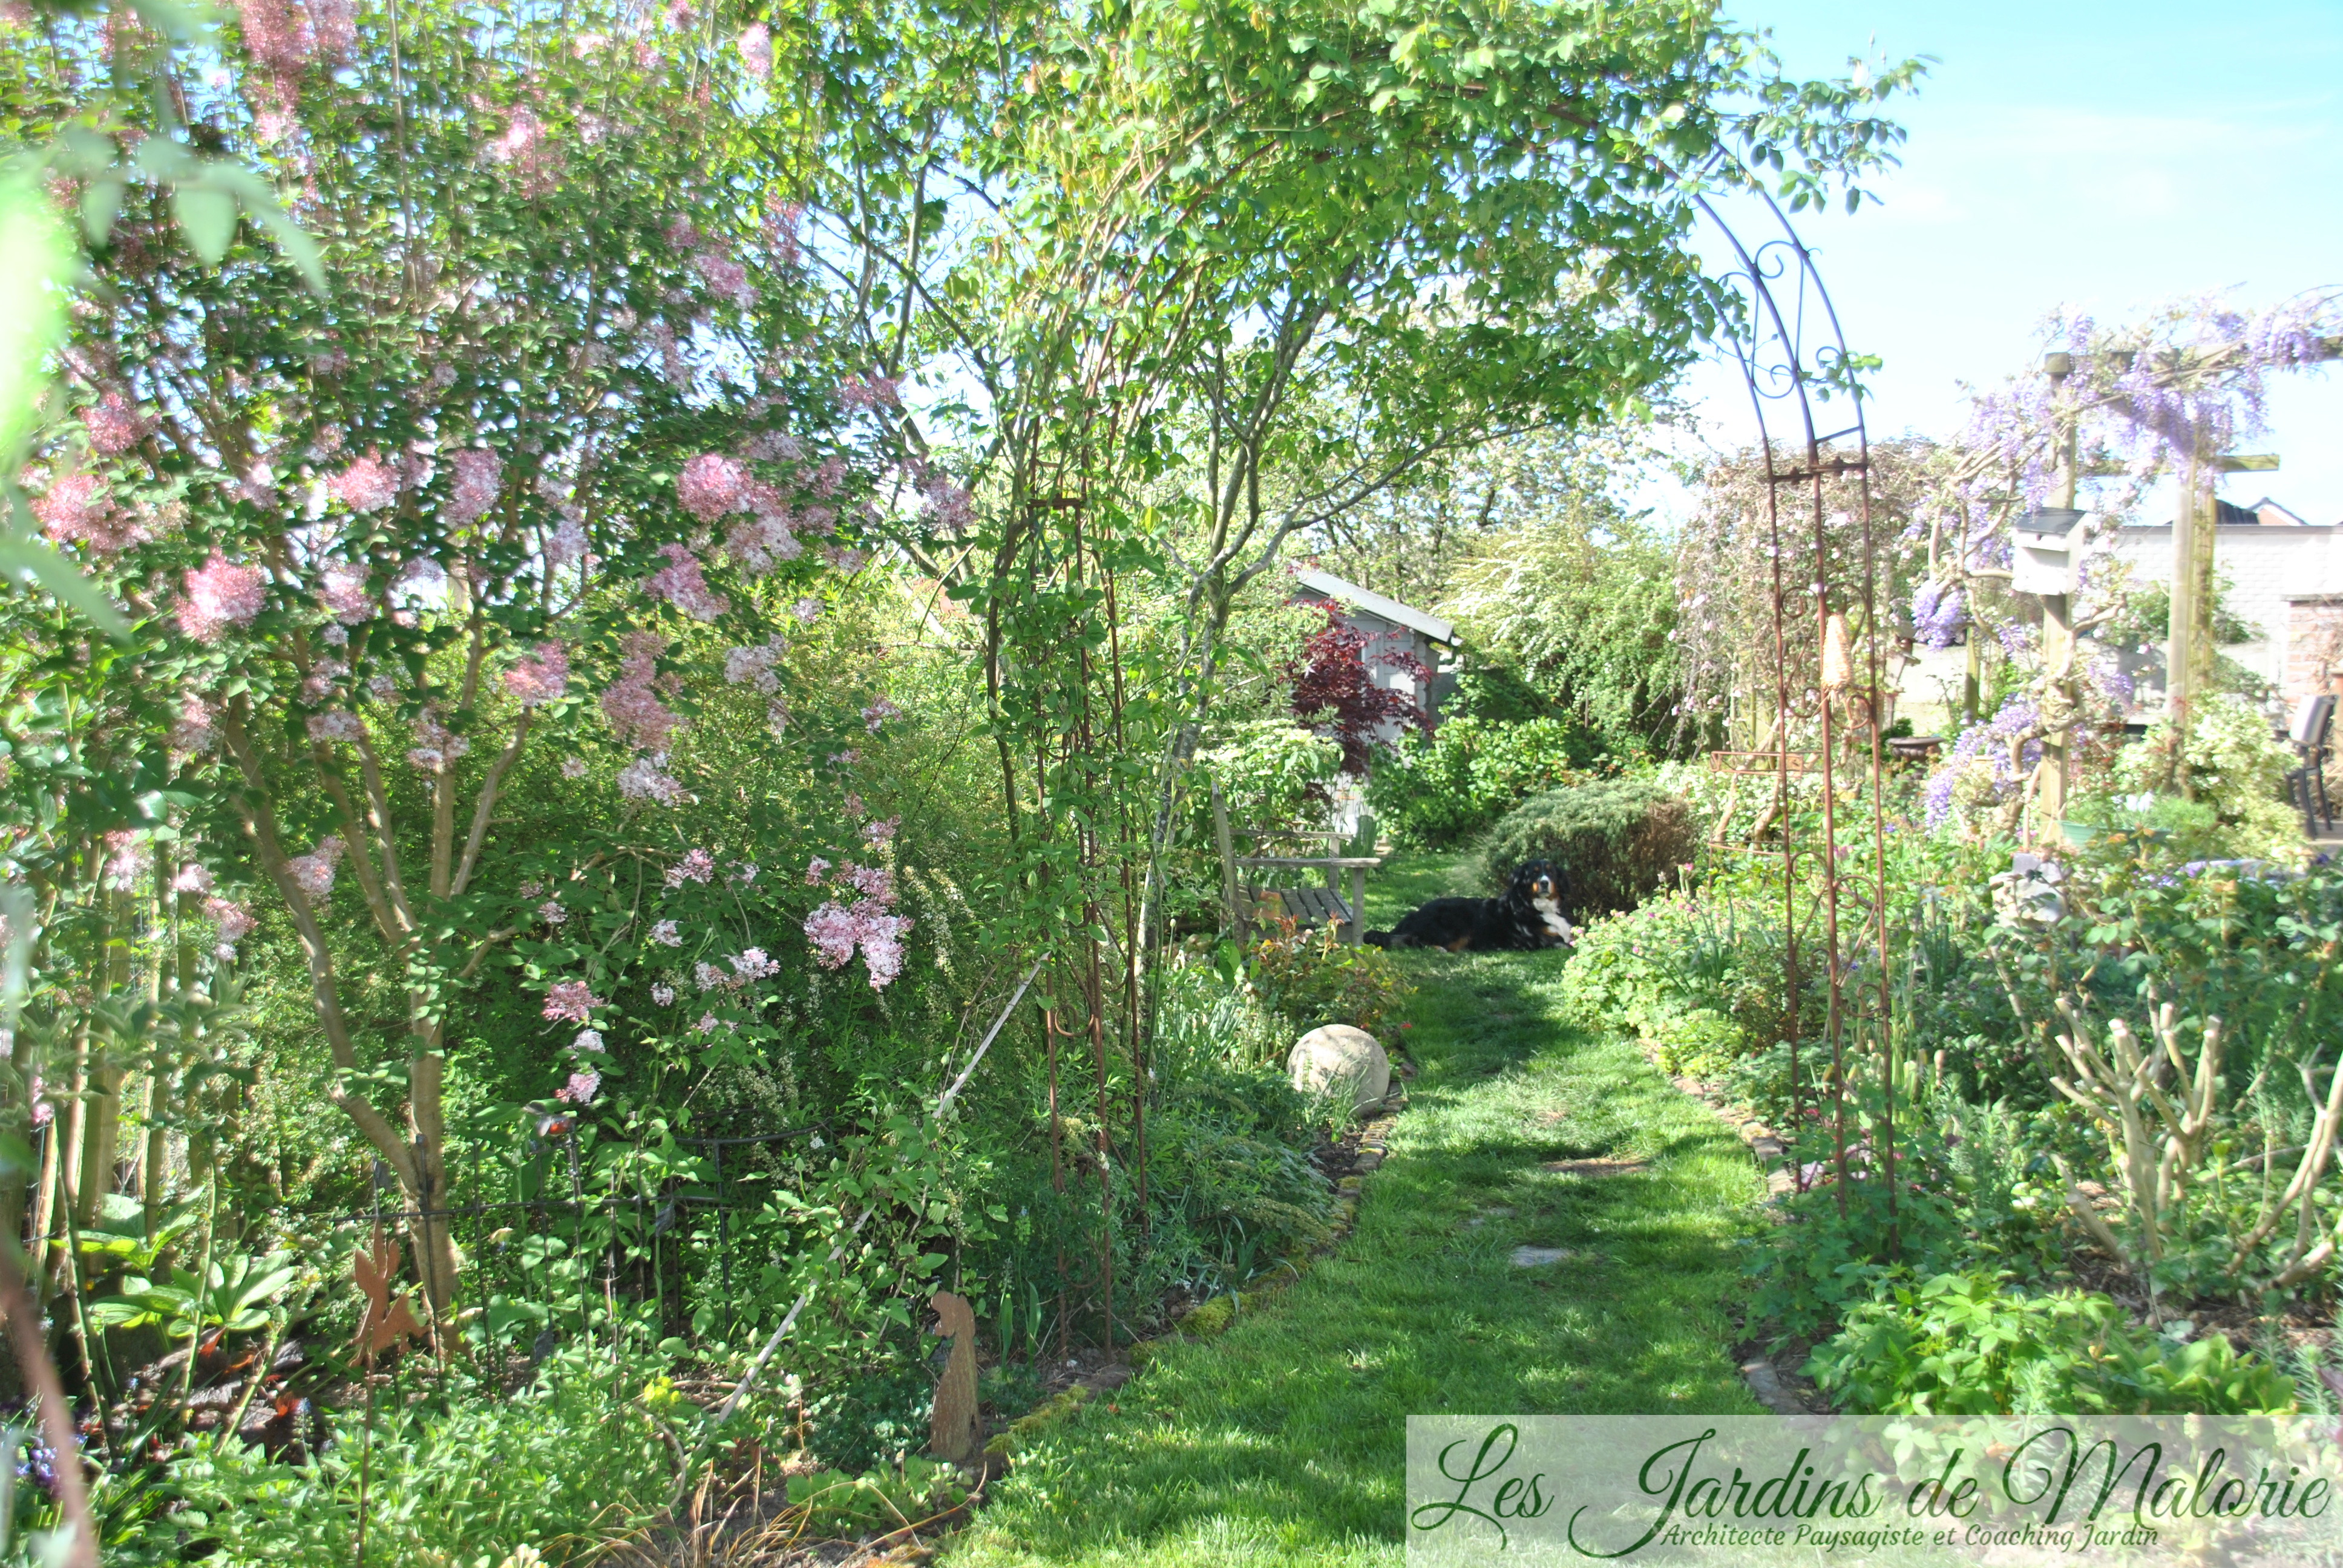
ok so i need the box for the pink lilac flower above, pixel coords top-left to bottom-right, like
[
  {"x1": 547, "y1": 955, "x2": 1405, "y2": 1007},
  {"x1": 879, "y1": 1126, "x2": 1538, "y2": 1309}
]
[
  {"x1": 398, "y1": 555, "x2": 447, "y2": 589},
  {"x1": 306, "y1": 710, "x2": 364, "y2": 743},
  {"x1": 34, "y1": 473, "x2": 140, "y2": 554},
  {"x1": 310, "y1": 0, "x2": 355, "y2": 61},
  {"x1": 300, "y1": 657, "x2": 347, "y2": 702},
  {"x1": 80, "y1": 391, "x2": 148, "y2": 456},
  {"x1": 746, "y1": 429, "x2": 803, "y2": 462},
  {"x1": 503, "y1": 641, "x2": 569, "y2": 706},
  {"x1": 803, "y1": 903, "x2": 859, "y2": 969},
  {"x1": 766, "y1": 697, "x2": 790, "y2": 736},
  {"x1": 602, "y1": 632, "x2": 680, "y2": 751},
  {"x1": 318, "y1": 566, "x2": 371, "y2": 624},
  {"x1": 695, "y1": 1013, "x2": 721, "y2": 1035},
  {"x1": 644, "y1": 542, "x2": 729, "y2": 621},
  {"x1": 539, "y1": 899, "x2": 568, "y2": 926},
  {"x1": 805, "y1": 856, "x2": 831, "y2": 884},
  {"x1": 555, "y1": 1069, "x2": 600, "y2": 1105},
  {"x1": 237, "y1": 0, "x2": 312, "y2": 73},
  {"x1": 823, "y1": 545, "x2": 871, "y2": 575},
  {"x1": 664, "y1": 217, "x2": 703, "y2": 249},
  {"x1": 171, "y1": 695, "x2": 220, "y2": 756},
  {"x1": 447, "y1": 447, "x2": 502, "y2": 524},
  {"x1": 548, "y1": 514, "x2": 589, "y2": 566},
  {"x1": 366, "y1": 675, "x2": 397, "y2": 701},
  {"x1": 650, "y1": 982, "x2": 676, "y2": 1006},
  {"x1": 764, "y1": 199, "x2": 802, "y2": 267},
  {"x1": 861, "y1": 698, "x2": 902, "y2": 732},
  {"x1": 542, "y1": 979, "x2": 603, "y2": 1023},
  {"x1": 801, "y1": 900, "x2": 914, "y2": 988},
  {"x1": 696, "y1": 250, "x2": 756, "y2": 310},
  {"x1": 179, "y1": 552, "x2": 267, "y2": 642},
  {"x1": 729, "y1": 947, "x2": 780, "y2": 982},
  {"x1": 666, "y1": 848, "x2": 715, "y2": 887},
  {"x1": 694, "y1": 961, "x2": 729, "y2": 993},
  {"x1": 730, "y1": 861, "x2": 758, "y2": 884},
  {"x1": 837, "y1": 373, "x2": 899, "y2": 411},
  {"x1": 650, "y1": 918, "x2": 681, "y2": 946},
  {"x1": 736, "y1": 22, "x2": 772, "y2": 77},
  {"x1": 828, "y1": 749, "x2": 860, "y2": 766},
  {"x1": 724, "y1": 638, "x2": 786, "y2": 693},
  {"x1": 287, "y1": 835, "x2": 344, "y2": 900},
  {"x1": 28, "y1": 1075, "x2": 51, "y2": 1129},
  {"x1": 205, "y1": 895, "x2": 257, "y2": 952},
  {"x1": 616, "y1": 756, "x2": 686, "y2": 804},
  {"x1": 102, "y1": 831, "x2": 149, "y2": 892},
  {"x1": 486, "y1": 107, "x2": 561, "y2": 198},
  {"x1": 172, "y1": 863, "x2": 213, "y2": 895},
  {"x1": 811, "y1": 456, "x2": 848, "y2": 497},
  {"x1": 677, "y1": 454, "x2": 747, "y2": 521},
  {"x1": 791, "y1": 597, "x2": 821, "y2": 625},
  {"x1": 330, "y1": 451, "x2": 399, "y2": 513},
  {"x1": 844, "y1": 792, "x2": 865, "y2": 820},
  {"x1": 560, "y1": 756, "x2": 588, "y2": 779},
  {"x1": 862, "y1": 815, "x2": 900, "y2": 847},
  {"x1": 571, "y1": 1028, "x2": 604, "y2": 1053},
  {"x1": 844, "y1": 863, "x2": 891, "y2": 901},
  {"x1": 406, "y1": 707, "x2": 469, "y2": 771}
]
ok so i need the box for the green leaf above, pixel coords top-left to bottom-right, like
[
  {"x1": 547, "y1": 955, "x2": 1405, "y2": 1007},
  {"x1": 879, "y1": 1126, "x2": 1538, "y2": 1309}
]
[
  {"x1": 171, "y1": 185, "x2": 237, "y2": 264},
  {"x1": 0, "y1": 532, "x2": 131, "y2": 638}
]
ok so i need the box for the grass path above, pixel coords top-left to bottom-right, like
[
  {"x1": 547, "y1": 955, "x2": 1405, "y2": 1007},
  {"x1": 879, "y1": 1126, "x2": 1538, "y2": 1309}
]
[{"x1": 946, "y1": 857, "x2": 1766, "y2": 1567}]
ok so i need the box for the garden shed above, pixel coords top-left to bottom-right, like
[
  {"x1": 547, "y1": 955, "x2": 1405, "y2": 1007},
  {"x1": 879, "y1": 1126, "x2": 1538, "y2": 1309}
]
[{"x1": 1290, "y1": 567, "x2": 1461, "y2": 734}]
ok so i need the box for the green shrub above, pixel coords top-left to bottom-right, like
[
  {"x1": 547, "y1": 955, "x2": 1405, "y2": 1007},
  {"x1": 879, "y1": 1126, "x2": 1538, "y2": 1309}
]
[
  {"x1": 2110, "y1": 693, "x2": 2301, "y2": 861},
  {"x1": 1807, "y1": 1271, "x2": 2296, "y2": 1416},
  {"x1": 1245, "y1": 917, "x2": 1412, "y2": 1037},
  {"x1": 1365, "y1": 715, "x2": 1588, "y2": 848},
  {"x1": 1477, "y1": 777, "x2": 1696, "y2": 918},
  {"x1": 784, "y1": 1457, "x2": 970, "y2": 1538},
  {"x1": 136, "y1": 1345, "x2": 694, "y2": 1565}
]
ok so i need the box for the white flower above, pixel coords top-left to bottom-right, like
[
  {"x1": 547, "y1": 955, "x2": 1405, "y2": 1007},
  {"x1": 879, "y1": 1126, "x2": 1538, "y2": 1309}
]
[{"x1": 571, "y1": 1029, "x2": 605, "y2": 1053}]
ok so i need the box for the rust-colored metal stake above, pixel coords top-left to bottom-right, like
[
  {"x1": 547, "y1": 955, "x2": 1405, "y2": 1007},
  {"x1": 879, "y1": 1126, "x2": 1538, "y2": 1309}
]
[{"x1": 0, "y1": 1240, "x2": 97, "y2": 1568}]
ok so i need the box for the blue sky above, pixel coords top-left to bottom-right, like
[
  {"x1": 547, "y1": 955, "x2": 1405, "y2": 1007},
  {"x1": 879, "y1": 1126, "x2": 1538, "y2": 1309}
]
[{"x1": 1678, "y1": 0, "x2": 2343, "y2": 520}]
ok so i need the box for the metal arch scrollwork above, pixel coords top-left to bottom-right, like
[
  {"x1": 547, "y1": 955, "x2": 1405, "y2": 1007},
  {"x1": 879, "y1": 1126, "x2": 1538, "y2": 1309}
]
[{"x1": 1688, "y1": 166, "x2": 1901, "y2": 1252}]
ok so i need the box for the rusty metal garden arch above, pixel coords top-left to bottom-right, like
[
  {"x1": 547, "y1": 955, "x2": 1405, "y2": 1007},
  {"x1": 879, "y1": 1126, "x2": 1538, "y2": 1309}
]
[{"x1": 1688, "y1": 173, "x2": 1899, "y2": 1240}]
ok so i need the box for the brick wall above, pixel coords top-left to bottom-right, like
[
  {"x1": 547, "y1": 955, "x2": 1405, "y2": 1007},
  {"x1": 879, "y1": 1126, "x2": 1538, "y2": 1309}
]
[
  {"x1": 2100, "y1": 525, "x2": 2343, "y2": 693},
  {"x1": 2286, "y1": 596, "x2": 2343, "y2": 702}
]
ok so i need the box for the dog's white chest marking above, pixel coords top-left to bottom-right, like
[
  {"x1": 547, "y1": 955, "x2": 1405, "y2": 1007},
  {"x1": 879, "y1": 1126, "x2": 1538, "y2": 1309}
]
[{"x1": 1532, "y1": 895, "x2": 1573, "y2": 943}]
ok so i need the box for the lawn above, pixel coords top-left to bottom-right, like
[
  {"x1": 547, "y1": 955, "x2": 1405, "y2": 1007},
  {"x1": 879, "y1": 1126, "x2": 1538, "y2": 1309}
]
[{"x1": 946, "y1": 855, "x2": 1766, "y2": 1567}]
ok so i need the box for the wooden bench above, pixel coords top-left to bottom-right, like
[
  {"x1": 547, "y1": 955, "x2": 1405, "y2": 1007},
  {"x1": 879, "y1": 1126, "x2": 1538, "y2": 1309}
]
[{"x1": 1209, "y1": 785, "x2": 1380, "y2": 945}]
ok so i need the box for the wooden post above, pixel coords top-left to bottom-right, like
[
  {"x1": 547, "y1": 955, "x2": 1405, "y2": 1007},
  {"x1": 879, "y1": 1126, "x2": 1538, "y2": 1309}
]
[
  {"x1": 1345, "y1": 864, "x2": 1365, "y2": 946},
  {"x1": 2037, "y1": 354, "x2": 2078, "y2": 836},
  {"x1": 2167, "y1": 446, "x2": 2203, "y2": 756},
  {"x1": 1210, "y1": 782, "x2": 1241, "y2": 940}
]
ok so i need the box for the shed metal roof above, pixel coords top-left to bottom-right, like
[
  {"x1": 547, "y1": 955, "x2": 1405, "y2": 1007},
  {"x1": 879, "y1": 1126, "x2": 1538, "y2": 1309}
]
[{"x1": 1292, "y1": 568, "x2": 1457, "y2": 645}]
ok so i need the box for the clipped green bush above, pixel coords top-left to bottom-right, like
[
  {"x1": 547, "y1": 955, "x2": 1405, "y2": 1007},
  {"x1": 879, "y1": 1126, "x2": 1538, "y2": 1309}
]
[
  {"x1": 1476, "y1": 777, "x2": 1695, "y2": 917},
  {"x1": 1366, "y1": 715, "x2": 1587, "y2": 848}
]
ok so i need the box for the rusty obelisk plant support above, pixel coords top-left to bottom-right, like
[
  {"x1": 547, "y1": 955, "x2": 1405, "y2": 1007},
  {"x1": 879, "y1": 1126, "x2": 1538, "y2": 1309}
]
[{"x1": 1696, "y1": 180, "x2": 1898, "y2": 1246}]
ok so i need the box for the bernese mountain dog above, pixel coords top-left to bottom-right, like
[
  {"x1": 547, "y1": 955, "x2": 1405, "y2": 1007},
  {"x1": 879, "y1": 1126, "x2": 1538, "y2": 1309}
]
[{"x1": 1365, "y1": 860, "x2": 1574, "y2": 952}]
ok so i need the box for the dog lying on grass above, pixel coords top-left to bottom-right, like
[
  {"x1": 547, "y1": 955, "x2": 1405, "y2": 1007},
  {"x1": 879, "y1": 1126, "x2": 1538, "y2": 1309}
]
[{"x1": 1365, "y1": 859, "x2": 1573, "y2": 952}]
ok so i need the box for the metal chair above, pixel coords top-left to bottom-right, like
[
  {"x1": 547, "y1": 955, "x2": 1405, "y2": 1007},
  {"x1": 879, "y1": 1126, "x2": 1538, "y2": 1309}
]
[{"x1": 2286, "y1": 694, "x2": 2335, "y2": 837}]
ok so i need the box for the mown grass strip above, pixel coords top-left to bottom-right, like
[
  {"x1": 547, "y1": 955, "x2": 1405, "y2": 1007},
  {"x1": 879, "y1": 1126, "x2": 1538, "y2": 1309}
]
[{"x1": 947, "y1": 858, "x2": 1765, "y2": 1567}]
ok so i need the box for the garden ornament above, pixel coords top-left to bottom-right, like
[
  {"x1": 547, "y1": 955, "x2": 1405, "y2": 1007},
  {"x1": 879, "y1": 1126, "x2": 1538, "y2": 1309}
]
[
  {"x1": 926, "y1": 1290, "x2": 981, "y2": 1465},
  {"x1": 353, "y1": 1227, "x2": 425, "y2": 1360},
  {"x1": 1988, "y1": 852, "x2": 2066, "y2": 926}
]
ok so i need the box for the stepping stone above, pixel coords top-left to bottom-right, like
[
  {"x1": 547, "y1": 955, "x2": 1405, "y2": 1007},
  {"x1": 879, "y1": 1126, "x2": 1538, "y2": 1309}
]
[
  {"x1": 1540, "y1": 1157, "x2": 1647, "y2": 1177},
  {"x1": 1509, "y1": 1245, "x2": 1582, "y2": 1267},
  {"x1": 1741, "y1": 1357, "x2": 1807, "y2": 1414}
]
